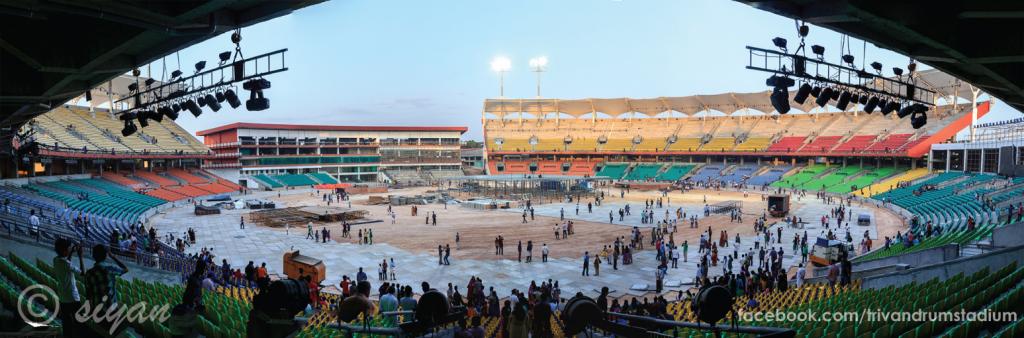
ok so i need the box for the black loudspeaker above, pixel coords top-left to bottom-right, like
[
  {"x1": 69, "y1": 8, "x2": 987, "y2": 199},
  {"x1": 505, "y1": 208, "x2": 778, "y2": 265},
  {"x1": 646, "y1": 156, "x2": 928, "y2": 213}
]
[
  {"x1": 562, "y1": 295, "x2": 602, "y2": 336},
  {"x1": 690, "y1": 285, "x2": 734, "y2": 325},
  {"x1": 997, "y1": 146, "x2": 1019, "y2": 177}
]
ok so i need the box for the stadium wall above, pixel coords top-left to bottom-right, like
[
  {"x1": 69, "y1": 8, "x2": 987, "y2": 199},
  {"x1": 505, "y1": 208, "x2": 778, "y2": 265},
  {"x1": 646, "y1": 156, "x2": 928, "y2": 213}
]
[{"x1": 860, "y1": 244, "x2": 1024, "y2": 290}]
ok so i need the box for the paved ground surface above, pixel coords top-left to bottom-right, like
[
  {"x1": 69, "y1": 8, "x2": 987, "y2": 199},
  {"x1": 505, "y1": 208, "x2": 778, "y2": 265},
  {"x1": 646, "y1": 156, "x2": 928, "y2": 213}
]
[{"x1": 148, "y1": 187, "x2": 904, "y2": 298}]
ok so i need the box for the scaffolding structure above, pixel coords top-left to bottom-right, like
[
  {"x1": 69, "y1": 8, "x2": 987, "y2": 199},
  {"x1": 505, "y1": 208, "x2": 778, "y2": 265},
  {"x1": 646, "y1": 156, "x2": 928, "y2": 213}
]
[{"x1": 441, "y1": 174, "x2": 612, "y2": 204}]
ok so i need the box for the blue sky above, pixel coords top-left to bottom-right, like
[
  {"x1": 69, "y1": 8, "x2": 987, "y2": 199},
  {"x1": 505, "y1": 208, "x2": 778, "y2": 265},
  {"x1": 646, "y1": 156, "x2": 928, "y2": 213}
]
[{"x1": 157, "y1": 0, "x2": 1018, "y2": 140}]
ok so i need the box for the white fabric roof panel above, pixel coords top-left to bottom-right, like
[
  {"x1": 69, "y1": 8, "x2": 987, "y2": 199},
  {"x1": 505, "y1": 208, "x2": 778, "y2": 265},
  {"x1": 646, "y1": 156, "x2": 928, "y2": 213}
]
[{"x1": 483, "y1": 69, "x2": 975, "y2": 117}]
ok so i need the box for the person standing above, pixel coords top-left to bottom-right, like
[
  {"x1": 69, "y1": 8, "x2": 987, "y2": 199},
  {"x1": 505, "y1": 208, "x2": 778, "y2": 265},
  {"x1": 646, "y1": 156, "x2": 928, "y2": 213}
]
[
  {"x1": 84, "y1": 245, "x2": 128, "y2": 333},
  {"x1": 456, "y1": 232, "x2": 461, "y2": 250},
  {"x1": 541, "y1": 243, "x2": 549, "y2": 262},
  {"x1": 582, "y1": 251, "x2": 590, "y2": 276},
  {"x1": 438, "y1": 245, "x2": 444, "y2": 265},
  {"x1": 593, "y1": 254, "x2": 601, "y2": 276},
  {"x1": 517, "y1": 241, "x2": 523, "y2": 262},
  {"x1": 682, "y1": 240, "x2": 689, "y2": 263},
  {"x1": 54, "y1": 239, "x2": 84, "y2": 337},
  {"x1": 306, "y1": 221, "x2": 314, "y2": 240},
  {"x1": 526, "y1": 241, "x2": 533, "y2": 263},
  {"x1": 240, "y1": 216, "x2": 245, "y2": 229},
  {"x1": 672, "y1": 248, "x2": 680, "y2": 268},
  {"x1": 444, "y1": 244, "x2": 451, "y2": 265}
]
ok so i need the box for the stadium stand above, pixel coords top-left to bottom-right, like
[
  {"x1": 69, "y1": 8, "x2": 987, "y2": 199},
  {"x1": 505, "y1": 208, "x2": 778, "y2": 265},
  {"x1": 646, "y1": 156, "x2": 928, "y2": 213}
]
[
  {"x1": 771, "y1": 164, "x2": 827, "y2": 188},
  {"x1": 854, "y1": 167, "x2": 930, "y2": 197},
  {"x1": 701, "y1": 137, "x2": 735, "y2": 152},
  {"x1": 688, "y1": 163, "x2": 726, "y2": 182},
  {"x1": 797, "y1": 135, "x2": 842, "y2": 153},
  {"x1": 622, "y1": 163, "x2": 663, "y2": 181},
  {"x1": 765, "y1": 136, "x2": 806, "y2": 152},
  {"x1": 826, "y1": 167, "x2": 899, "y2": 194},
  {"x1": 733, "y1": 137, "x2": 771, "y2": 151},
  {"x1": 832, "y1": 135, "x2": 877, "y2": 153},
  {"x1": 746, "y1": 165, "x2": 793, "y2": 186},
  {"x1": 718, "y1": 164, "x2": 759, "y2": 184},
  {"x1": 656, "y1": 164, "x2": 696, "y2": 181},
  {"x1": 595, "y1": 163, "x2": 629, "y2": 179}
]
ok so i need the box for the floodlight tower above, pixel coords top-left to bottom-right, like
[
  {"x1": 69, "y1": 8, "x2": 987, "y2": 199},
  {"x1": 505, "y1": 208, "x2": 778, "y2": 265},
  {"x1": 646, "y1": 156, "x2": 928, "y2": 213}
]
[
  {"x1": 490, "y1": 57, "x2": 511, "y2": 97},
  {"x1": 529, "y1": 56, "x2": 548, "y2": 98}
]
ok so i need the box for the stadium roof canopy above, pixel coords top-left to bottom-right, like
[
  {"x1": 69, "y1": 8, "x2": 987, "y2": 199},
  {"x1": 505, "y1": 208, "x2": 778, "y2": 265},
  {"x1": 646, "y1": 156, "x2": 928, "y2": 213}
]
[
  {"x1": 735, "y1": 0, "x2": 1024, "y2": 113},
  {"x1": 484, "y1": 70, "x2": 970, "y2": 117},
  {"x1": 196, "y1": 122, "x2": 468, "y2": 136},
  {"x1": 0, "y1": 0, "x2": 323, "y2": 147}
]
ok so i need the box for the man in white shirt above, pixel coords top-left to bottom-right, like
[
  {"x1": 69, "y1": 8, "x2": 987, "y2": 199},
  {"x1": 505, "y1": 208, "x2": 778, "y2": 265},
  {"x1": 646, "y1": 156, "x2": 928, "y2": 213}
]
[
  {"x1": 29, "y1": 210, "x2": 41, "y2": 238},
  {"x1": 541, "y1": 243, "x2": 550, "y2": 262},
  {"x1": 53, "y1": 238, "x2": 84, "y2": 337}
]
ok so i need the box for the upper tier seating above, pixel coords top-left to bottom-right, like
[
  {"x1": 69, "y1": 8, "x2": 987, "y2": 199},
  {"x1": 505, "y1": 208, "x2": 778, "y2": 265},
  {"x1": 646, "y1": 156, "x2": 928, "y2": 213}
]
[
  {"x1": 601, "y1": 139, "x2": 633, "y2": 152},
  {"x1": 701, "y1": 137, "x2": 735, "y2": 152},
  {"x1": 864, "y1": 133, "x2": 912, "y2": 153},
  {"x1": 634, "y1": 137, "x2": 665, "y2": 151},
  {"x1": 765, "y1": 136, "x2": 806, "y2": 152},
  {"x1": 798, "y1": 135, "x2": 842, "y2": 153},
  {"x1": 667, "y1": 138, "x2": 702, "y2": 152},
  {"x1": 733, "y1": 137, "x2": 771, "y2": 151},
  {"x1": 832, "y1": 135, "x2": 877, "y2": 153}
]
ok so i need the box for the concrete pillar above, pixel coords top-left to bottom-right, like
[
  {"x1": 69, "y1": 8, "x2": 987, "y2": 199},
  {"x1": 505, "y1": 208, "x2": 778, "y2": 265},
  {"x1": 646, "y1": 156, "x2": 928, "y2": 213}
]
[
  {"x1": 980, "y1": 149, "x2": 986, "y2": 173},
  {"x1": 946, "y1": 150, "x2": 951, "y2": 172}
]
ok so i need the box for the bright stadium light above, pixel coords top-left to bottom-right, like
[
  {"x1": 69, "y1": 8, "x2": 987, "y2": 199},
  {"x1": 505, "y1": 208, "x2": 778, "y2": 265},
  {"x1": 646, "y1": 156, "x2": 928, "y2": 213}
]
[
  {"x1": 490, "y1": 56, "x2": 511, "y2": 97},
  {"x1": 530, "y1": 56, "x2": 548, "y2": 98}
]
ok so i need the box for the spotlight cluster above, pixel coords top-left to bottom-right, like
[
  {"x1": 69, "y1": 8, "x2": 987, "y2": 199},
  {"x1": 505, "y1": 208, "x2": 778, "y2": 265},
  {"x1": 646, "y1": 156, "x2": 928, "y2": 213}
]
[
  {"x1": 114, "y1": 31, "x2": 284, "y2": 137},
  {"x1": 763, "y1": 33, "x2": 931, "y2": 129}
]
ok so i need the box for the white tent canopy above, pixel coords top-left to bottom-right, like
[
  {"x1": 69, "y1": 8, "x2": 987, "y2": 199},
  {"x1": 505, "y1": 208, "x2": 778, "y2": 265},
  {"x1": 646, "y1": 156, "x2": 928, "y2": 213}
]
[
  {"x1": 484, "y1": 90, "x2": 819, "y2": 118},
  {"x1": 484, "y1": 69, "x2": 975, "y2": 118}
]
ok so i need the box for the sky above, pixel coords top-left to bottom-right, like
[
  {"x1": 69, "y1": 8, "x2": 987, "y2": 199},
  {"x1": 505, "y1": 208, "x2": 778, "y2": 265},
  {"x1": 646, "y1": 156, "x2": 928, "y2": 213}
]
[{"x1": 149, "y1": 0, "x2": 1019, "y2": 141}]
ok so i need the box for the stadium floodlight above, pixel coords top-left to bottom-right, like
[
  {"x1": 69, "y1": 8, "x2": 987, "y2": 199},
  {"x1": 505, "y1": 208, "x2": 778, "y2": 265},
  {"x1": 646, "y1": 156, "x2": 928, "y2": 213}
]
[
  {"x1": 863, "y1": 96, "x2": 880, "y2": 113},
  {"x1": 128, "y1": 83, "x2": 139, "y2": 92},
  {"x1": 810, "y1": 86, "x2": 822, "y2": 98},
  {"x1": 195, "y1": 61, "x2": 206, "y2": 73},
  {"x1": 184, "y1": 98, "x2": 202, "y2": 117},
  {"x1": 772, "y1": 37, "x2": 787, "y2": 51},
  {"x1": 224, "y1": 89, "x2": 241, "y2": 108},
  {"x1": 897, "y1": 104, "x2": 916, "y2": 118},
  {"x1": 136, "y1": 110, "x2": 151, "y2": 128},
  {"x1": 907, "y1": 61, "x2": 917, "y2": 73},
  {"x1": 858, "y1": 94, "x2": 868, "y2": 104},
  {"x1": 171, "y1": 70, "x2": 182, "y2": 78},
  {"x1": 145, "y1": 78, "x2": 156, "y2": 87},
  {"x1": 215, "y1": 91, "x2": 226, "y2": 103},
  {"x1": 159, "y1": 105, "x2": 178, "y2": 121},
  {"x1": 793, "y1": 83, "x2": 813, "y2": 104},
  {"x1": 121, "y1": 120, "x2": 137, "y2": 137},
  {"x1": 243, "y1": 78, "x2": 271, "y2": 111},
  {"x1": 880, "y1": 100, "x2": 897, "y2": 115},
  {"x1": 849, "y1": 93, "x2": 860, "y2": 106},
  {"x1": 842, "y1": 54, "x2": 855, "y2": 65},
  {"x1": 771, "y1": 86, "x2": 790, "y2": 114},
  {"x1": 491, "y1": 56, "x2": 511, "y2": 97},
  {"x1": 911, "y1": 109, "x2": 927, "y2": 129},
  {"x1": 204, "y1": 93, "x2": 222, "y2": 112},
  {"x1": 766, "y1": 75, "x2": 794, "y2": 114},
  {"x1": 811, "y1": 45, "x2": 825, "y2": 59},
  {"x1": 816, "y1": 87, "x2": 833, "y2": 107},
  {"x1": 892, "y1": 67, "x2": 903, "y2": 76},
  {"x1": 870, "y1": 62, "x2": 883, "y2": 73},
  {"x1": 149, "y1": 109, "x2": 163, "y2": 123},
  {"x1": 836, "y1": 91, "x2": 852, "y2": 110},
  {"x1": 219, "y1": 51, "x2": 232, "y2": 63}
]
